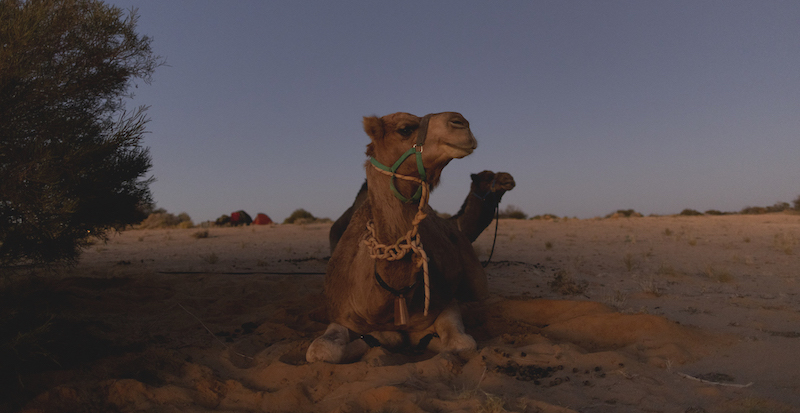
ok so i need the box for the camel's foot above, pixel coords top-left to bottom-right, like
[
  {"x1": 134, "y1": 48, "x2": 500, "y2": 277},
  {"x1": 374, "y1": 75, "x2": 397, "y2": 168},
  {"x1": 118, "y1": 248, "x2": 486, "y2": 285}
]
[
  {"x1": 306, "y1": 323, "x2": 369, "y2": 363},
  {"x1": 431, "y1": 302, "x2": 477, "y2": 353}
]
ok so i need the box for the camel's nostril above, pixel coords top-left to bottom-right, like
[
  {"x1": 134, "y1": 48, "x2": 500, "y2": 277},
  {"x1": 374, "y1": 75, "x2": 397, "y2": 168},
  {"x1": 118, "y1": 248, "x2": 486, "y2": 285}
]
[
  {"x1": 448, "y1": 114, "x2": 469, "y2": 129},
  {"x1": 450, "y1": 120, "x2": 466, "y2": 129}
]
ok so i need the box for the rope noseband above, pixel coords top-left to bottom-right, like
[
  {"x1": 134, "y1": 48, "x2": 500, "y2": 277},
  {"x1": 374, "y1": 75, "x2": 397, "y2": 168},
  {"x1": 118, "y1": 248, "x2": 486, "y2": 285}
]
[{"x1": 368, "y1": 146, "x2": 425, "y2": 203}]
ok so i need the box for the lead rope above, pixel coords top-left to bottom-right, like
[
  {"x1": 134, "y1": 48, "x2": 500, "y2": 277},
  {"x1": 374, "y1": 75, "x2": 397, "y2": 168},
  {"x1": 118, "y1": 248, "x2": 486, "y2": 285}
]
[
  {"x1": 483, "y1": 202, "x2": 500, "y2": 268},
  {"x1": 363, "y1": 164, "x2": 431, "y2": 317}
]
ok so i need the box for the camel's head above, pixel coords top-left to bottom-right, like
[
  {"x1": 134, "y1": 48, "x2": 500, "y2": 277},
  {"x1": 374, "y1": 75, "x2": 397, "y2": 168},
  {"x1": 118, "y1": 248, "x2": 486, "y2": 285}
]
[
  {"x1": 364, "y1": 112, "x2": 477, "y2": 187},
  {"x1": 471, "y1": 170, "x2": 516, "y2": 197}
]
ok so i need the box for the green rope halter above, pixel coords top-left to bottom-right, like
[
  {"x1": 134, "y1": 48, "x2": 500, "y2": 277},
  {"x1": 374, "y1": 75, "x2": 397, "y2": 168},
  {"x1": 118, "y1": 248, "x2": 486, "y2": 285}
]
[
  {"x1": 369, "y1": 145, "x2": 426, "y2": 203},
  {"x1": 368, "y1": 114, "x2": 431, "y2": 203}
]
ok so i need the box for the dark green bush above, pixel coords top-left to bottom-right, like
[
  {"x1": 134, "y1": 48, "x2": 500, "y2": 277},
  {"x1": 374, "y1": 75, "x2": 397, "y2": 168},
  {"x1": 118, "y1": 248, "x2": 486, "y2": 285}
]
[
  {"x1": 0, "y1": 0, "x2": 161, "y2": 265},
  {"x1": 680, "y1": 209, "x2": 703, "y2": 216},
  {"x1": 137, "y1": 209, "x2": 193, "y2": 229},
  {"x1": 740, "y1": 206, "x2": 768, "y2": 215},
  {"x1": 283, "y1": 209, "x2": 317, "y2": 224},
  {"x1": 531, "y1": 214, "x2": 560, "y2": 221},
  {"x1": 605, "y1": 209, "x2": 642, "y2": 218},
  {"x1": 498, "y1": 205, "x2": 528, "y2": 220}
]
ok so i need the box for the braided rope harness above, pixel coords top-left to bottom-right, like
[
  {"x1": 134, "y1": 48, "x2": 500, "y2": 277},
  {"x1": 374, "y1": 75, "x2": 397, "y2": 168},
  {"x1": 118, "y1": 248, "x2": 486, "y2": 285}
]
[
  {"x1": 362, "y1": 161, "x2": 432, "y2": 322},
  {"x1": 362, "y1": 115, "x2": 433, "y2": 325}
]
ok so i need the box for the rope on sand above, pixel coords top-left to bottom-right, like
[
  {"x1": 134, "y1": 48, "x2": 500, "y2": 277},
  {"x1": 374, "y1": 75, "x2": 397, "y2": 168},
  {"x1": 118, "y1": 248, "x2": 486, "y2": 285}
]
[
  {"x1": 157, "y1": 271, "x2": 325, "y2": 275},
  {"x1": 677, "y1": 372, "x2": 753, "y2": 388},
  {"x1": 178, "y1": 303, "x2": 254, "y2": 360}
]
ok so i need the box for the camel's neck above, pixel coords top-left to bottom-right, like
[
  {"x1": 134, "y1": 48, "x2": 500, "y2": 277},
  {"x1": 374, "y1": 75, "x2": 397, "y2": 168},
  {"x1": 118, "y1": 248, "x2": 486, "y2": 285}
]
[
  {"x1": 365, "y1": 166, "x2": 425, "y2": 245},
  {"x1": 452, "y1": 187, "x2": 501, "y2": 243}
]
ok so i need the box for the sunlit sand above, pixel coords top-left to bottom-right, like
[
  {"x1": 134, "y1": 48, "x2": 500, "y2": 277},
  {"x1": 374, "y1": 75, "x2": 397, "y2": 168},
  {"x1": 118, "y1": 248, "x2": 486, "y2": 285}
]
[{"x1": 16, "y1": 214, "x2": 800, "y2": 412}]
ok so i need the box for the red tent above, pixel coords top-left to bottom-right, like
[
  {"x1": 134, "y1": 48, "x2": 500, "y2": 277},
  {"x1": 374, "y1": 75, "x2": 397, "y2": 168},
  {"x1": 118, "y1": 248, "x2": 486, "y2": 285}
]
[
  {"x1": 229, "y1": 210, "x2": 252, "y2": 226},
  {"x1": 253, "y1": 213, "x2": 273, "y2": 225}
]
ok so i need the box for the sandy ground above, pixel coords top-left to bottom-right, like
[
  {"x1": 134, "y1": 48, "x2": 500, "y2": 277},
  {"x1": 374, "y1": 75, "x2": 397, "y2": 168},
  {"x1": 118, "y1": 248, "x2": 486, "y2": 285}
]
[{"x1": 3, "y1": 213, "x2": 799, "y2": 413}]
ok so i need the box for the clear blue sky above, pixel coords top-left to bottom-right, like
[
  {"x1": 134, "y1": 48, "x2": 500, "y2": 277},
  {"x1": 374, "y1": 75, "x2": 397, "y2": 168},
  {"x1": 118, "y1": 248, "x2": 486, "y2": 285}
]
[{"x1": 110, "y1": 1, "x2": 800, "y2": 223}]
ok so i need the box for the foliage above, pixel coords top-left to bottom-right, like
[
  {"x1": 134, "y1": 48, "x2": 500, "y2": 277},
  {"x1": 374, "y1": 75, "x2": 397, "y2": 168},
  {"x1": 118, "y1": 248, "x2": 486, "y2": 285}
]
[
  {"x1": 740, "y1": 206, "x2": 767, "y2": 215},
  {"x1": 498, "y1": 204, "x2": 527, "y2": 220},
  {"x1": 679, "y1": 209, "x2": 703, "y2": 216},
  {"x1": 137, "y1": 209, "x2": 193, "y2": 229},
  {"x1": 605, "y1": 209, "x2": 642, "y2": 218},
  {"x1": 793, "y1": 195, "x2": 800, "y2": 211},
  {"x1": 283, "y1": 208, "x2": 316, "y2": 224},
  {"x1": 531, "y1": 214, "x2": 560, "y2": 221},
  {"x1": 704, "y1": 210, "x2": 726, "y2": 215},
  {"x1": 741, "y1": 202, "x2": 791, "y2": 215},
  {"x1": 768, "y1": 202, "x2": 791, "y2": 213},
  {"x1": 0, "y1": 0, "x2": 161, "y2": 265}
]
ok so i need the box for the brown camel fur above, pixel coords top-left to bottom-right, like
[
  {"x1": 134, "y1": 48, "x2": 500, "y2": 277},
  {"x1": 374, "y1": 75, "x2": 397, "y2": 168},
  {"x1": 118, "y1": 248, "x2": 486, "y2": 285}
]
[
  {"x1": 307, "y1": 112, "x2": 488, "y2": 363},
  {"x1": 328, "y1": 171, "x2": 515, "y2": 253},
  {"x1": 328, "y1": 181, "x2": 367, "y2": 254},
  {"x1": 450, "y1": 170, "x2": 516, "y2": 242}
]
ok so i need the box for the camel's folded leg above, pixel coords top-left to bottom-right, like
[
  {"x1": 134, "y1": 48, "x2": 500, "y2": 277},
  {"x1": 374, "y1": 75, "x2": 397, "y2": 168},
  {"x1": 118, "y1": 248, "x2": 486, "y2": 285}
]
[
  {"x1": 306, "y1": 323, "x2": 369, "y2": 363},
  {"x1": 429, "y1": 302, "x2": 476, "y2": 354}
]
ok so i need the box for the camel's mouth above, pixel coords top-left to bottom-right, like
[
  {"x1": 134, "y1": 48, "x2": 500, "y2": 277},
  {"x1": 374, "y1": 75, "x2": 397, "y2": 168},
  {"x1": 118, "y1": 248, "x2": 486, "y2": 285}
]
[
  {"x1": 444, "y1": 133, "x2": 478, "y2": 158},
  {"x1": 446, "y1": 143, "x2": 476, "y2": 158},
  {"x1": 495, "y1": 175, "x2": 516, "y2": 191}
]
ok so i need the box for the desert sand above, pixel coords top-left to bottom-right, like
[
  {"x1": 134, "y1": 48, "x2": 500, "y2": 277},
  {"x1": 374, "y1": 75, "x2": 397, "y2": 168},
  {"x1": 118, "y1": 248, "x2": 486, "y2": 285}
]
[{"x1": 4, "y1": 213, "x2": 800, "y2": 413}]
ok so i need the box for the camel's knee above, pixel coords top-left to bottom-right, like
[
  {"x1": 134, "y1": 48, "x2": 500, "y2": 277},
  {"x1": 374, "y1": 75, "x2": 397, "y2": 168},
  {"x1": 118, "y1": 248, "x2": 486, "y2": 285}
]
[
  {"x1": 306, "y1": 323, "x2": 369, "y2": 363},
  {"x1": 434, "y1": 303, "x2": 476, "y2": 353},
  {"x1": 306, "y1": 323, "x2": 349, "y2": 363}
]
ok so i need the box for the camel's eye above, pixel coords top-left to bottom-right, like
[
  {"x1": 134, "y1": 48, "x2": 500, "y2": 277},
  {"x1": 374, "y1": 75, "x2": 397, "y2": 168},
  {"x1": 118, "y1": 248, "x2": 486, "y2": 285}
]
[{"x1": 397, "y1": 125, "x2": 416, "y2": 137}]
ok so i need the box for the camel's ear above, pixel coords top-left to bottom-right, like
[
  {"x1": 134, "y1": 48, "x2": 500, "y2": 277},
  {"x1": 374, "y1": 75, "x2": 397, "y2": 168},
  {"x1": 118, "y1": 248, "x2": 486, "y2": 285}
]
[
  {"x1": 363, "y1": 116, "x2": 384, "y2": 141},
  {"x1": 470, "y1": 173, "x2": 480, "y2": 183}
]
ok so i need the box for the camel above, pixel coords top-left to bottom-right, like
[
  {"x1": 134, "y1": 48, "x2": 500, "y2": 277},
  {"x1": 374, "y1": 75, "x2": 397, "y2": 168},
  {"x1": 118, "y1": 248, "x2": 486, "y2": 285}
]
[
  {"x1": 328, "y1": 171, "x2": 515, "y2": 252},
  {"x1": 307, "y1": 112, "x2": 488, "y2": 364},
  {"x1": 328, "y1": 181, "x2": 368, "y2": 253},
  {"x1": 450, "y1": 170, "x2": 516, "y2": 243}
]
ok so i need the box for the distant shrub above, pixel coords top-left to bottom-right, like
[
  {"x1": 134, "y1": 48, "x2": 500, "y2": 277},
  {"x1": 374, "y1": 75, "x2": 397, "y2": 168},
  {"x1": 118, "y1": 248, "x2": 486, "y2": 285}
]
[
  {"x1": 704, "y1": 210, "x2": 726, "y2": 215},
  {"x1": 137, "y1": 209, "x2": 193, "y2": 229},
  {"x1": 741, "y1": 201, "x2": 792, "y2": 215},
  {"x1": 531, "y1": 214, "x2": 560, "y2": 221},
  {"x1": 191, "y1": 230, "x2": 209, "y2": 239},
  {"x1": 793, "y1": 195, "x2": 800, "y2": 211},
  {"x1": 498, "y1": 205, "x2": 528, "y2": 220},
  {"x1": 740, "y1": 206, "x2": 767, "y2": 215},
  {"x1": 214, "y1": 215, "x2": 230, "y2": 226},
  {"x1": 680, "y1": 209, "x2": 703, "y2": 216},
  {"x1": 283, "y1": 209, "x2": 317, "y2": 224},
  {"x1": 766, "y1": 202, "x2": 791, "y2": 213},
  {"x1": 605, "y1": 209, "x2": 642, "y2": 218},
  {"x1": 177, "y1": 221, "x2": 194, "y2": 229}
]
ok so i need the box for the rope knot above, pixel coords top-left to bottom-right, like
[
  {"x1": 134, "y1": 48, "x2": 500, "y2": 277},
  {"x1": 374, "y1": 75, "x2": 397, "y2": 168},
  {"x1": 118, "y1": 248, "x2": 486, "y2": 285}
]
[{"x1": 363, "y1": 163, "x2": 432, "y2": 316}]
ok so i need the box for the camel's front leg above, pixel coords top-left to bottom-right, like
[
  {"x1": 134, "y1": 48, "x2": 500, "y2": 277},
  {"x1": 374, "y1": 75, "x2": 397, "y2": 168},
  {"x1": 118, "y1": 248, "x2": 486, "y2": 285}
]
[
  {"x1": 306, "y1": 323, "x2": 369, "y2": 363},
  {"x1": 429, "y1": 302, "x2": 476, "y2": 353}
]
